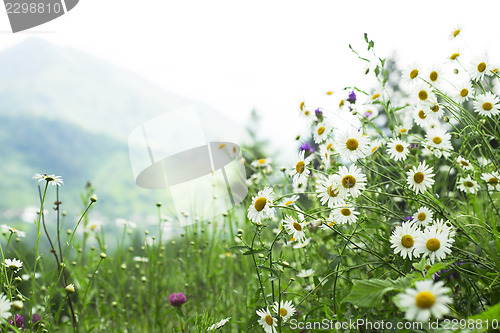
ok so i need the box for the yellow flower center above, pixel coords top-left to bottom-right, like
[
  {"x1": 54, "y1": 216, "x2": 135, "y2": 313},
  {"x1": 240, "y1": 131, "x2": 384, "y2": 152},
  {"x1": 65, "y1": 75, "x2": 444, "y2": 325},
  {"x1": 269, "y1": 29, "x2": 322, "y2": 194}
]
[
  {"x1": 254, "y1": 197, "x2": 267, "y2": 212},
  {"x1": 327, "y1": 143, "x2": 333, "y2": 150},
  {"x1": 300, "y1": 101, "x2": 305, "y2": 111},
  {"x1": 429, "y1": 71, "x2": 438, "y2": 82},
  {"x1": 293, "y1": 222, "x2": 302, "y2": 231},
  {"x1": 450, "y1": 52, "x2": 460, "y2": 60},
  {"x1": 401, "y1": 235, "x2": 414, "y2": 248},
  {"x1": 342, "y1": 175, "x2": 356, "y2": 188},
  {"x1": 399, "y1": 128, "x2": 407, "y2": 134},
  {"x1": 285, "y1": 200, "x2": 293, "y2": 206},
  {"x1": 477, "y1": 62, "x2": 486, "y2": 73},
  {"x1": 415, "y1": 291, "x2": 436, "y2": 309},
  {"x1": 426, "y1": 238, "x2": 440, "y2": 251},
  {"x1": 453, "y1": 29, "x2": 460, "y2": 38},
  {"x1": 296, "y1": 161, "x2": 305, "y2": 174},
  {"x1": 339, "y1": 99, "x2": 345, "y2": 108},
  {"x1": 371, "y1": 145, "x2": 379, "y2": 153},
  {"x1": 372, "y1": 93, "x2": 380, "y2": 100},
  {"x1": 418, "y1": 90, "x2": 428, "y2": 101},
  {"x1": 464, "y1": 181, "x2": 474, "y2": 187},
  {"x1": 433, "y1": 137, "x2": 442, "y2": 145},
  {"x1": 430, "y1": 104, "x2": 439, "y2": 113},
  {"x1": 258, "y1": 158, "x2": 266, "y2": 164},
  {"x1": 483, "y1": 102, "x2": 493, "y2": 111},
  {"x1": 395, "y1": 144, "x2": 404, "y2": 153},
  {"x1": 317, "y1": 126, "x2": 325, "y2": 135},
  {"x1": 346, "y1": 138, "x2": 359, "y2": 151},
  {"x1": 265, "y1": 315, "x2": 273, "y2": 326},
  {"x1": 218, "y1": 143, "x2": 226, "y2": 149},
  {"x1": 460, "y1": 160, "x2": 469, "y2": 166},
  {"x1": 341, "y1": 208, "x2": 351, "y2": 216},
  {"x1": 304, "y1": 110, "x2": 310, "y2": 116},
  {"x1": 410, "y1": 69, "x2": 418, "y2": 79},
  {"x1": 460, "y1": 88, "x2": 468, "y2": 97},
  {"x1": 327, "y1": 185, "x2": 339, "y2": 197},
  {"x1": 280, "y1": 308, "x2": 288, "y2": 317},
  {"x1": 418, "y1": 212, "x2": 426, "y2": 221},
  {"x1": 418, "y1": 110, "x2": 426, "y2": 119},
  {"x1": 488, "y1": 177, "x2": 499, "y2": 185},
  {"x1": 326, "y1": 91, "x2": 333, "y2": 95},
  {"x1": 413, "y1": 172, "x2": 424, "y2": 184}
]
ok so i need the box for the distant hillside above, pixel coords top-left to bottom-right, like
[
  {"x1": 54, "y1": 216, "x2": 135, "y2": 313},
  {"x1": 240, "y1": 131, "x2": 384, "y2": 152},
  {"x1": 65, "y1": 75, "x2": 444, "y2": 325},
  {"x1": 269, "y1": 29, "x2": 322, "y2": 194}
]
[{"x1": 0, "y1": 38, "x2": 246, "y2": 220}]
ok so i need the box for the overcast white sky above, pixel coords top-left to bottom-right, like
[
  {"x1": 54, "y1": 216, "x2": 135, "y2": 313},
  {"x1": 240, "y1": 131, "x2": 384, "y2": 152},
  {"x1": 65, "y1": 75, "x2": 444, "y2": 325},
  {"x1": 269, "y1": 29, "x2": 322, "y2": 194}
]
[{"x1": 1, "y1": 0, "x2": 500, "y2": 163}]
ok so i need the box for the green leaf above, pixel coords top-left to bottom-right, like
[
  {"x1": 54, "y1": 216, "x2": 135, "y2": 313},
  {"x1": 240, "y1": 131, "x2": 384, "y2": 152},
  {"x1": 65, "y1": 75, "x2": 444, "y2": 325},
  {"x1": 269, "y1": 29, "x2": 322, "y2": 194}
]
[
  {"x1": 342, "y1": 278, "x2": 408, "y2": 307},
  {"x1": 242, "y1": 248, "x2": 269, "y2": 256},
  {"x1": 229, "y1": 245, "x2": 250, "y2": 251},
  {"x1": 468, "y1": 301, "x2": 500, "y2": 333},
  {"x1": 257, "y1": 265, "x2": 278, "y2": 278},
  {"x1": 329, "y1": 255, "x2": 342, "y2": 272},
  {"x1": 425, "y1": 261, "x2": 454, "y2": 279}
]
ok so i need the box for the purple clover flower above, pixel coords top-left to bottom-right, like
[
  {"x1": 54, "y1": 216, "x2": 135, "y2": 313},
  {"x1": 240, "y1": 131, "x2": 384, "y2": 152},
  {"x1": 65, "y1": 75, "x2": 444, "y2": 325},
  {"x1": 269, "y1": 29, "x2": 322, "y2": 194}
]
[
  {"x1": 169, "y1": 292, "x2": 187, "y2": 307},
  {"x1": 8, "y1": 314, "x2": 24, "y2": 330},
  {"x1": 434, "y1": 261, "x2": 465, "y2": 281},
  {"x1": 347, "y1": 90, "x2": 356, "y2": 104},
  {"x1": 315, "y1": 108, "x2": 323, "y2": 122},
  {"x1": 300, "y1": 142, "x2": 316, "y2": 155},
  {"x1": 403, "y1": 215, "x2": 414, "y2": 222}
]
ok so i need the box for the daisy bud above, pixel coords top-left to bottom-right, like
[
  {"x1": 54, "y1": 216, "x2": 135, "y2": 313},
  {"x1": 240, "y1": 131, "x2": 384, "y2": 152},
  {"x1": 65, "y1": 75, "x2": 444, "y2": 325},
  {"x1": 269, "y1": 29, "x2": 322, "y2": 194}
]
[
  {"x1": 282, "y1": 261, "x2": 290, "y2": 267},
  {"x1": 112, "y1": 301, "x2": 117, "y2": 307},
  {"x1": 14, "y1": 276, "x2": 22, "y2": 283},
  {"x1": 121, "y1": 264, "x2": 127, "y2": 270},
  {"x1": 454, "y1": 134, "x2": 460, "y2": 139},
  {"x1": 443, "y1": 116, "x2": 449, "y2": 122},
  {"x1": 156, "y1": 202, "x2": 162, "y2": 207},
  {"x1": 65, "y1": 284, "x2": 75, "y2": 294},
  {"x1": 90, "y1": 194, "x2": 97, "y2": 203},
  {"x1": 280, "y1": 166, "x2": 287, "y2": 172},
  {"x1": 454, "y1": 69, "x2": 459, "y2": 74},
  {"x1": 258, "y1": 254, "x2": 265, "y2": 258},
  {"x1": 100, "y1": 253, "x2": 107, "y2": 259},
  {"x1": 141, "y1": 276, "x2": 147, "y2": 282},
  {"x1": 12, "y1": 300, "x2": 23, "y2": 310}
]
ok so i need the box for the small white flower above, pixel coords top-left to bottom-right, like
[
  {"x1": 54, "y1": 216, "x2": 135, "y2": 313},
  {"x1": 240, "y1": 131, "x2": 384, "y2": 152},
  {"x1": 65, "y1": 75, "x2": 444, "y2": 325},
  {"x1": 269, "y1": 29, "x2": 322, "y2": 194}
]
[
  {"x1": 283, "y1": 217, "x2": 307, "y2": 243},
  {"x1": 332, "y1": 202, "x2": 359, "y2": 225},
  {"x1": 453, "y1": 80, "x2": 473, "y2": 104},
  {"x1": 413, "y1": 83, "x2": 436, "y2": 107},
  {"x1": 33, "y1": 173, "x2": 64, "y2": 186},
  {"x1": 289, "y1": 151, "x2": 314, "y2": 187},
  {"x1": 390, "y1": 222, "x2": 421, "y2": 260},
  {"x1": 313, "y1": 122, "x2": 332, "y2": 144},
  {"x1": 429, "y1": 219, "x2": 456, "y2": 241},
  {"x1": 336, "y1": 164, "x2": 367, "y2": 198},
  {"x1": 412, "y1": 207, "x2": 433, "y2": 227},
  {"x1": 386, "y1": 138, "x2": 410, "y2": 161},
  {"x1": 395, "y1": 280, "x2": 452, "y2": 322},
  {"x1": 406, "y1": 162, "x2": 435, "y2": 195},
  {"x1": 456, "y1": 156, "x2": 473, "y2": 171},
  {"x1": 272, "y1": 300, "x2": 296, "y2": 323},
  {"x1": 335, "y1": 127, "x2": 371, "y2": 161},
  {"x1": 0, "y1": 294, "x2": 12, "y2": 320},
  {"x1": 481, "y1": 172, "x2": 500, "y2": 191},
  {"x1": 316, "y1": 175, "x2": 345, "y2": 208},
  {"x1": 469, "y1": 54, "x2": 493, "y2": 81},
  {"x1": 207, "y1": 317, "x2": 231, "y2": 331},
  {"x1": 448, "y1": 25, "x2": 462, "y2": 39},
  {"x1": 426, "y1": 65, "x2": 445, "y2": 87},
  {"x1": 247, "y1": 187, "x2": 275, "y2": 224},
  {"x1": 473, "y1": 92, "x2": 500, "y2": 117},
  {"x1": 251, "y1": 158, "x2": 272, "y2": 168},
  {"x1": 402, "y1": 62, "x2": 423, "y2": 87},
  {"x1": 3, "y1": 258, "x2": 23, "y2": 273},
  {"x1": 256, "y1": 307, "x2": 277, "y2": 333},
  {"x1": 425, "y1": 127, "x2": 453, "y2": 158},
  {"x1": 414, "y1": 227, "x2": 452, "y2": 264},
  {"x1": 457, "y1": 176, "x2": 480, "y2": 194},
  {"x1": 297, "y1": 269, "x2": 315, "y2": 278}
]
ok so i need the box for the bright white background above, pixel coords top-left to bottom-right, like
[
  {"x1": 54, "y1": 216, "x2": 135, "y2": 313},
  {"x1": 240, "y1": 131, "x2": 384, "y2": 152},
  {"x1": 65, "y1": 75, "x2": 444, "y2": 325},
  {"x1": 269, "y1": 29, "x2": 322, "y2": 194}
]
[{"x1": 1, "y1": 0, "x2": 500, "y2": 163}]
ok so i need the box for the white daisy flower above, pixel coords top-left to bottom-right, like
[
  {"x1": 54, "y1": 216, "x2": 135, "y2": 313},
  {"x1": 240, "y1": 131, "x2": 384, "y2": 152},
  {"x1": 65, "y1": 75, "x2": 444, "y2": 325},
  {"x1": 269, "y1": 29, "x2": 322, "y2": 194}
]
[
  {"x1": 448, "y1": 48, "x2": 463, "y2": 62},
  {"x1": 469, "y1": 54, "x2": 493, "y2": 81},
  {"x1": 281, "y1": 194, "x2": 300, "y2": 207},
  {"x1": 33, "y1": 173, "x2": 64, "y2": 186},
  {"x1": 289, "y1": 150, "x2": 313, "y2": 187},
  {"x1": 299, "y1": 105, "x2": 315, "y2": 123},
  {"x1": 297, "y1": 268, "x2": 315, "y2": 278},
  {"x1": 406, "y1": 161, "x2": 435, "y2": 195},
  {"x1": 251, "y1": 158, "x2": 272, "y2": 168},
  {"x1": 335, "y1": 127, "x2": 370, "y2": 161},
  {"x1": 319, "y1": 218, "x2": 337, "y2": 231},
  {"x1": 426, "y1": 65, "x2": 445, "y2": 87},
  {"x1": 3, "y1": 258, "x2": 23, "y2": 273},
  {"x1": 247, "y1": 187, "x2": 275, "y2": 224},
  {"x1": 457, "y1": 176, "x2": 480, "y2": 194},
  {"x1": 453, "y1": 80, "x2": 473, "y2": 104},
  {"x1": 413, "y1": 106, "x2": 431, "y2": 128},
  {"x1": 395, "y1": 280, "x2": 452, "y2": 322},
  {"x1": 272, "y1": 300, "x2": 296, "y2": 323},
  {"x1": 473, "y1": 92, "x2": 500, "y2": 118},
  {"x1": 386, "y1": 138, "x2": 410, "y2": 162},
  {"x1": 313, "y1": 122, "x2": 332, "y2": 144},
  {"x1": 424, "y1": 100, "x2": 445, "y2": 119},
  {"x1": 429, "y1": 219, "x2": 456, "y2": 241},
  {"x1": 413, "y1": 83, "x2": 436, "y2": 106},
  {"x1": 332, "y1": 202, "x2": 359, "y2": 225},
  {"x1": 395, "y1": 117, "x2": 414, "y2": 135},
  {"x1": 369, "y1": 139, "x2": 382, "y2": 155},
  {"x1": 477, "y1": 157, "x2": 490, "y2": 167},
  {"x1": 481, "y1": 172, "x2": 500, "y2": 191},
  {"x1": 0, "y1": 294, "x2": 12, "y2": 320},
  {"x1": 425, "y1": 128, "x2": 453, "y2": 158},
  {"x1": 316, "y1": 175, "x2": 345, "y2": 208},
  {"x1": 356, "y1": 104, "x2": 379, "y2": 119},
  {"x1": 402, "y1": 62, "x2": 424, "y2": 87},
  {"x1": 412, "y1": 207, "x2": 433, "y2": 227},
  {"x1": 207, "y1": 317, "x2": 231, "y2": 331},
  {"x1": 414, "y1": 227, "x2": 452, "y2": 264},
  {"x1": 283, "y1": 217, "x2": 307, "y2": 243},
  {"x1": 449, "y1": 25, "x2": 462, "y2": 39},
  {"x1": 336, "y1": 164, "x2": 367, "y2": 198},
  {"x1": 390, "y1": 222, "x2": 421, "y2": 260},
  {"x1": 456, "y1": 156, "x2": 473, "y2": 171},
  {"x1": 256, "y1": 307, "x2": 277, "y2": 333}
]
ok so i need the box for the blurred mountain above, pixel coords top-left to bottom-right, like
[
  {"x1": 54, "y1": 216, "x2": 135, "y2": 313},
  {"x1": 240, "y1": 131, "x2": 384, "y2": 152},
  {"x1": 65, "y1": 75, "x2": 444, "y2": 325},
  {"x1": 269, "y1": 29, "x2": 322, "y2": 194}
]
[{"x1": 0, "y1": 38, "x2": 246, "y2": 220}]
